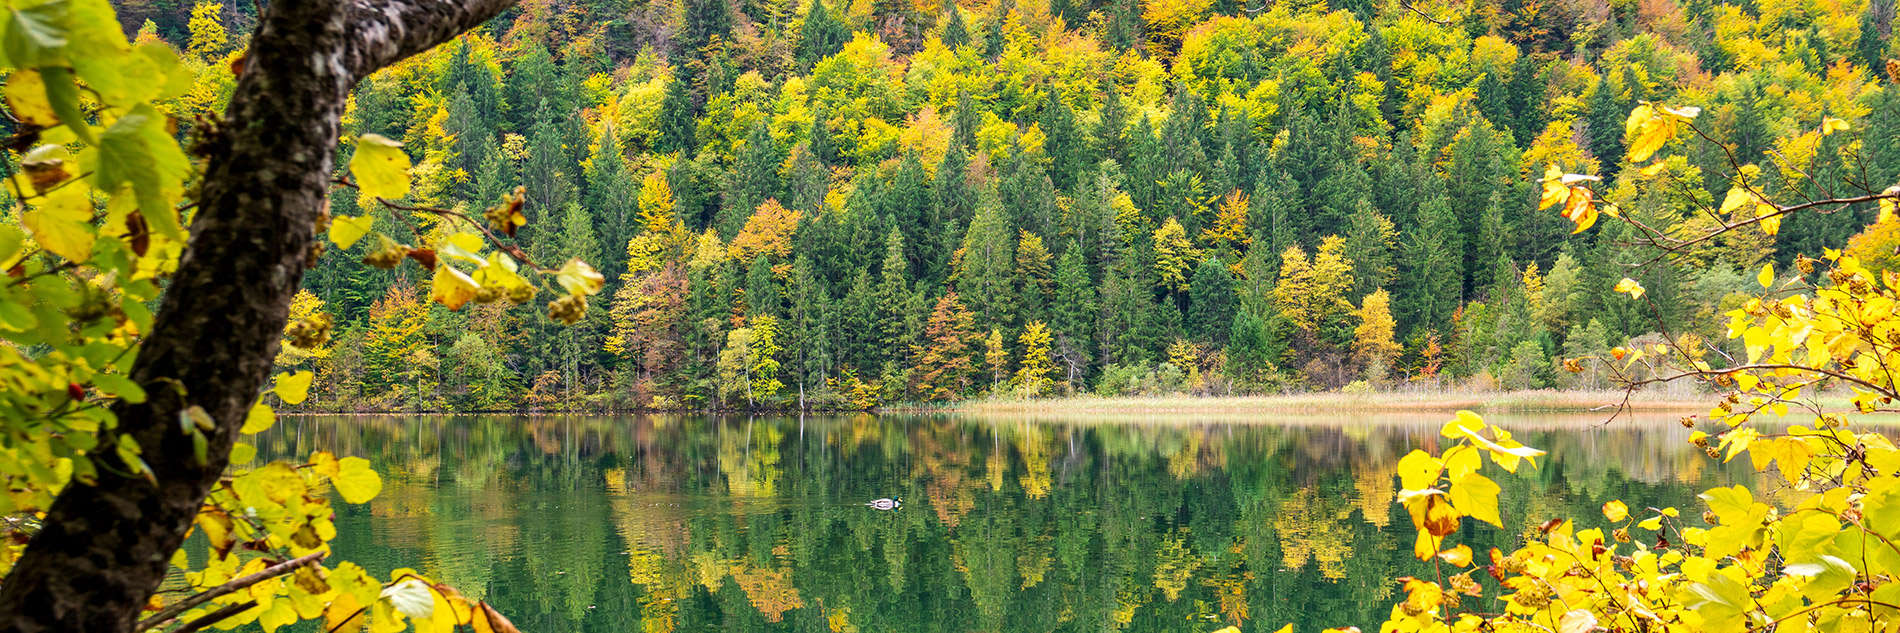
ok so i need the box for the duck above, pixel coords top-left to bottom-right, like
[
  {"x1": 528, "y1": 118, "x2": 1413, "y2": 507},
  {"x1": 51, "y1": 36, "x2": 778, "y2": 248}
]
[{"x1": 866, "y1": 497, "x2": 902, "y2": 510}]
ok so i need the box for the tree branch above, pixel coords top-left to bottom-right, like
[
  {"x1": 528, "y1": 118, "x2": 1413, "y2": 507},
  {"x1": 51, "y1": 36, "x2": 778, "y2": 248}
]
[
  {"x1": 170, "y1": 602, "x2": 256, "y2": 633},
  {"x1": 136, "y1": 551, "x2": 325, "y2": 632},
  {"x1": 342, "y1": 0, "x2": 521, "y2": 79}
]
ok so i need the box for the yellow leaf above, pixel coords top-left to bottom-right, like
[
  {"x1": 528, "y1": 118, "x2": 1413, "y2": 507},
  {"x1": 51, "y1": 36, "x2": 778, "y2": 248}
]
[
  {"x1": 1821, "y1": 116, "x2": 1849, "y2": 135},
  {"x1": 329, "y1": 215, "x2": 374, "y2": 249},
  {"x1": 1614, "y1": 277, "x2": 1645, "y2": 299},
  {"x1": 254, "y1": 462, "x2": 305, "y2": 503},
  {"x1": 1558, "y1": 610, "x2": 1598, "y2": 633},
  {"x1": 311, "y1": 451, "x2": 339, "y2": 478},
  {"x1": 1538, "y1": 165, "x2": 1566, "y2": 210},
  {"x1": 1757, "y1": 203, "x2": 1781, "y2": 236},
  {"x1": 1437, "y1": 544, "x2": 1473, "y2": 567},
  {"x1": 1638, "y1": 161, "x2": 1667, "y2": 177},
  {"x1": 334, "y1": 456, "x2": 383, "y2": 504},
  {"x1": 1758, "y1": 263, "x2": 1773, "y2": 289},
  {"x1": 1624, "y1": 103, "x2": 1655, "y2": 138},
  {"x1": 430, "y1": 265, "x2": 479, "y2": 310},
  {"x1": 1603, "y1": 500, "x2": 1629, "y2": 522},
  {"x1": 556, "y1": 258, "x2": 605, "y2": 296},
  {"x1": 1638, "y1": 515, "x2": 1664, "y2": 530},
  {"x1": 273, "y1": 371, "x2": 313, "y2": 405},
  {"x1": 1440, "y1": 410, "x2": 1485, "y2": 438},
  {"x1": 1449, "y1": 473, "x2": 1502, "y2": 527},
  {"x1": 349, "y1": 133, "x2": 411, "y2": 201},
  {"x1": 1719, "y1": 188, "x2": 1751, "y2": 216},
  {"x1": 230, "y1": 442, "x2": 256, "y2": 465},
  {"x1": 25, "y1": 183, "x2": 96, "y2": 262},
  {"x1": 241, "y1": 402, "x2": 276, "y2": 433},
  {"x1": 2, "y1": 69, "x2": 55, "y2": 126},
  {"x1": 1396, "y1": 450, "x2": 1443, "y2": 491}
]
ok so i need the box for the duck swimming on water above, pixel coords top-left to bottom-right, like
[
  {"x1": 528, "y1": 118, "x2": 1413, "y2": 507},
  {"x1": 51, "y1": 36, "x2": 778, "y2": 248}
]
[{"x1": 866, "y1": 497, "x2": 902, "y2": 510}]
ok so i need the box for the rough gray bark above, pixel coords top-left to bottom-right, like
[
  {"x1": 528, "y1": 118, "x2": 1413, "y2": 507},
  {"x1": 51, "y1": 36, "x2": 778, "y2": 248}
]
[{"x1": 0, "y1": 0, "x2": 514, "y2": 630}]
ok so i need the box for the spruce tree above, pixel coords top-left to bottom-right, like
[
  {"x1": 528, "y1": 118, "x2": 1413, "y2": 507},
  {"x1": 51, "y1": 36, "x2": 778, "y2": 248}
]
[
  {"x1": 721, "y1": 122, "x2": 783, "y2": 238},
  {"x1": 1401, "y1": 191, "x2": 1462, "y2": 334},
  {"x1": 1186, "y1": 258, "x2": 1236, "y2": 345},
  {"x1": 659, "y1": 67, "x2": 698, "y2": 155},
  {"x1": 941, "y1": 0, "x2": 970, "y2": 48},
  {"x1": 583, "y1": 123, "x2": 639, "y2": 282},
  {"x1": 796, "y1": 0, "x2": 849, "y2": 68}
]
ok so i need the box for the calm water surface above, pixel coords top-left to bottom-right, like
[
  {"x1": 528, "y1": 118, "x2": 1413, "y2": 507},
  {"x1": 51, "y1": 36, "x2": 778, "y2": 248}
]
[{"x1": 257, "y1": 413, "x2": 1753, "y2": 632}]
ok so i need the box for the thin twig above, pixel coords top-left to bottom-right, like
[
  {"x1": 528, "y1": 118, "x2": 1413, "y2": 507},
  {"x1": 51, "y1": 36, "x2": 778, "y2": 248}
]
[
  {"x1": 171, "y1": 601, "x2": 257, "y2": 633},
  {"x1": 137, "y1": 550, "x2": 326, "y2": 631}
]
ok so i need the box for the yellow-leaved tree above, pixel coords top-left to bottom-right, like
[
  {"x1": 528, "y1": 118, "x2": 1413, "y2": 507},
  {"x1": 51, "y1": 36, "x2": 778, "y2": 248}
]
[{"x1": 1313, "y1": 102, "x2": 1900, "y2": 633}]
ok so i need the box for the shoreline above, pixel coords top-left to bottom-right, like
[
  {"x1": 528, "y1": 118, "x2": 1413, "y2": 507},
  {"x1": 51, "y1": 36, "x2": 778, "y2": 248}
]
[{"x1": 945, "y1": 389, "x2": 1713, "y2": 416}]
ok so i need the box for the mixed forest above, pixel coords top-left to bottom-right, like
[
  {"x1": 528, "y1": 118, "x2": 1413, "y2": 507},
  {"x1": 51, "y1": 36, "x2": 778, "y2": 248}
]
[{"x1": 120, "y1": 0, "x2": 1900, "y2": 411}]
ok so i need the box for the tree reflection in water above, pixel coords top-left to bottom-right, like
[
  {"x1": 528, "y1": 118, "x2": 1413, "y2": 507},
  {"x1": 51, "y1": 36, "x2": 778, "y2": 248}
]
[{"x1": 257, "y1": 413, "x2": 1754, "y2": 632}]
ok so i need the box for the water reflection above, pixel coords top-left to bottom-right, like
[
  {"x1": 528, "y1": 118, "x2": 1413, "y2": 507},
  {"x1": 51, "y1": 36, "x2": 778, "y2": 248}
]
[{"x1": 258, "y1": 413, "x2": 1752, "y2": 632}]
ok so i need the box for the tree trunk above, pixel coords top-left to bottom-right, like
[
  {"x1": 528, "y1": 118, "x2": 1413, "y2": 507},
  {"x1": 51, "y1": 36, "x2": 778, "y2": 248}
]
[{"x1": 0, "y1": 0, "x2": 514, "y2": 630}]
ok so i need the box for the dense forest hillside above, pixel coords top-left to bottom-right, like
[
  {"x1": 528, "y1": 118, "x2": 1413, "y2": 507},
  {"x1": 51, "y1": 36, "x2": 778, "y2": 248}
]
[{"x1": 127, "y1": 0, "x2": 1898, "y2": 410}]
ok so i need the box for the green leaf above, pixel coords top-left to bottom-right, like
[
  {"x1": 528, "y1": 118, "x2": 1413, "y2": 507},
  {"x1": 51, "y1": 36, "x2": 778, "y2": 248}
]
[
  {"x1": 40, "y1": 67, "x2": 93, "y2": 144},
  {"x1": 3, "y1": 3, "x2": 69, "y2": 68},
  {"x1": 334, "y1": 456, "x2": 382, "y2": 504},
  {"x1": 349, "y1": 134, "x2": 412, "y2": 201},
  {"x1": 93, "y1": 105, "x2": 189, "y2": 232},
  {"x1": 134, "y1": 40, "x2": 193, "y2": 101},
  {"x1": 328, "y1": 215, "x2": 374, "y2": 249},
  {"x1": 91, "y1": 373, "x2": 144, "y2": 403},
  {"x1": 272, "y1": 371, "x2": 313, "y2": 405},
  {"x1": 0, "y1": 224, "x2": 23, "y2": 267},
  {"x1": 241, "y1": 402, "x2": 276, "y2": 434}
]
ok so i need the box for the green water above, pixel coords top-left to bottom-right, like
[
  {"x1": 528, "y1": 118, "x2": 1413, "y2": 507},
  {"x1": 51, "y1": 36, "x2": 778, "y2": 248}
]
[{"x1": 255, "y1": 413, "x2": 1748, "y2": 632}]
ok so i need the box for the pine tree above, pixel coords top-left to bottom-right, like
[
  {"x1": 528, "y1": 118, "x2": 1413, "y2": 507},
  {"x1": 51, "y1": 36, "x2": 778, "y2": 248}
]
[
  {"x1": 584, "y1": 123, "x2": 639, "y2": 282},
  {"x1": 957, "y1": 189, "x2": 1018, "y2": 324},
  {"x1": 521, "y1": 111, "x2": 576, "y2": 249},
  {"x1": 1041, "y1": 95, "x2": 1088, "y2": 192},
  {"x1": 1344, "y1": 205, "x2": 1398, "y2": 298},
  {"x1": 941, "y1": 0, "x2": 970, "y2": 48},
  {"x1": 796, "y1": 0, "x2": 849, "y2": 68},
  {"x1": 1401, "y1": 191, "x2": 1463, "y2": 335},
  {"x1": 1051, "y1": 244, "x2": 1096, "y2": 349},
  {"x1": 884, "y1": 152, "x2": 935, "y2": 276},
  {"x1": 808, "y1": 103, "x2": 837, "y2": 165},
  {"x1": 659, "y1": 68, "x2": 698, "y2": 155},
  {"x1": 1014, "y1": 231, "x2": 1053, "y2": 324},
  {"x1": 1000, "y1": 154, "x2": 1058, "y2": 239},
  {"x1": 874, "y1": 229, "x2": 912, "y2": 365},
  {"x1": 1185, "y1": 258, "x2": 1235, "y2": 345},
  {"x1": 1585, "y1": 80, "x2": 1626, "y2": 178},
  {"x1": 745, "y1": 254, "x2": 782, "y2": 317},
  {"x1": 721, "y1": 122, "x2": 783, "y2": 238},
  {"x1": 682, "y1": 0, "x2": 733, "y2": 52},
  {"x1": 1505, "y1": 54, "x2": 1546, "y2": 143},
  {"x1": 952, "y1": 89, "x2": 979, "y2": 150}
]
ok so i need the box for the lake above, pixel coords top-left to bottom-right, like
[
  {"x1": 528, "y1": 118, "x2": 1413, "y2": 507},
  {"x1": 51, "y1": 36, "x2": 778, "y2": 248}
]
[{"x1": 256, "y1": 413, "x2": 1752, "y2": 632}]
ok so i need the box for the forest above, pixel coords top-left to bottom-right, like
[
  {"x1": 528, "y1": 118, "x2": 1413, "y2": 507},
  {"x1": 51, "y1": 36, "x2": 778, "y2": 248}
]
[
  {"x1": 116, "y1": 0, "x2": 1900, "y2": 411},
  {"x1": 1, "y1": 0, "x2": 1899, "y2": 626}
]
